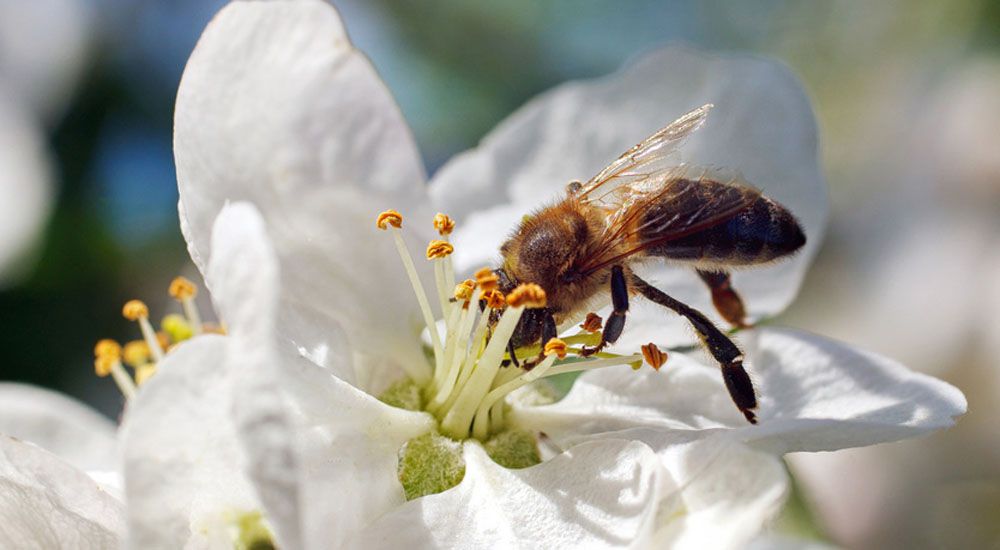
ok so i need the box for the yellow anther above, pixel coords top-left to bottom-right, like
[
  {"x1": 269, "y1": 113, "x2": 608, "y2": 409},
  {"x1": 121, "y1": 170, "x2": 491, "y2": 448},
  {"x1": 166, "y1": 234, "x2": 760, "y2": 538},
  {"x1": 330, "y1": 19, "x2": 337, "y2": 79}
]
[
  {"x1": 376, "y1": 209, "x2": 403, "y2": 230},
  {"x1": 453, "y1": 279, "x2": 476, "y2": 301},
  {"x1": 482, "y1": 289, "x2": 506, "y2": 310},
  {"x1": 580, "y1": 312, "x2": 603, "y2": 333},
  {"x1": 475, "y1": 267, "x2": 499, "y2": 292},
  {"x1": 168, "y1": 276, "x2": 198, "y2": 301},
  {"x1": 93, "y1": 339, "x2": 122, "y2": 360},
  {"x1": 426, "y1": 240, "x2": 454, "y2": 260},
  {"x1": 433, "y1": 213, "x2": 456, "y2": 236},
  {"x1": 641, "y1": 343, "x2": 667, "y2": 371},
  {"x1": 162, "y1": 314, "x2": 194, "y2": 343},
  {"x1": 94, "y1": 356, "x2": 116, "y2": 378},
  {"x1": 507, "y1": 283, "x2": 547, "y2": 308},
  {"x1": 123, "y1": 340, "x2": 151, "y2": 368},
  {"x1": 122, "y1": 299, "x2": 149, "y2": 321},
  {"x1": 543, "y1": 338, "x2": 568, "y2": 359}
]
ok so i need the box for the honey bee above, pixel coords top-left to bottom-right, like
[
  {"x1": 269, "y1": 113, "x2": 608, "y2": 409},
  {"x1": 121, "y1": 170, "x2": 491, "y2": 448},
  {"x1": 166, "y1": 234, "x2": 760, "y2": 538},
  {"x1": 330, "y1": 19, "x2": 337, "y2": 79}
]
[{"x1": 495, "y1": 104, "x2": 806, "y2": 424}]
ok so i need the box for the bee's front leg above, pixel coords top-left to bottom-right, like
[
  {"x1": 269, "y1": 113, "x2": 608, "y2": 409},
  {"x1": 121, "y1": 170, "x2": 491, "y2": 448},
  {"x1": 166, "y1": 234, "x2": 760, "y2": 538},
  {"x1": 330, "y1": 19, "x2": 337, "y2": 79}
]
[
  {"x1": 581, "y1": 265, "x2": 628, "y2": 356},
  {"x1": 697, "y1": 269, "x2": 749, "y2": 328}
]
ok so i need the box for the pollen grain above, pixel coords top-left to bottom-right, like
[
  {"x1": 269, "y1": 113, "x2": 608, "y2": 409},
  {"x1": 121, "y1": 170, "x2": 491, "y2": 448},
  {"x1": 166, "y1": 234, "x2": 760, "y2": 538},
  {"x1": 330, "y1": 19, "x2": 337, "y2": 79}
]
[{"x1": 641, "y1": 343, "x2": 667, "y2": 371}]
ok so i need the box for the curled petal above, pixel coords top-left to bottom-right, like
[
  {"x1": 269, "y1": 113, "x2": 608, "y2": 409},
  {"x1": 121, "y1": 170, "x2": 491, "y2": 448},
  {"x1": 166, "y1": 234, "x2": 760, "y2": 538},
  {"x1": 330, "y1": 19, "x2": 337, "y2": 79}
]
[
  {"x1": 176, "y1": 0, "x2": 432, "y2": 387},
  {"x1": 120, "y1": 336, "x2": 266, "y2": 549}
]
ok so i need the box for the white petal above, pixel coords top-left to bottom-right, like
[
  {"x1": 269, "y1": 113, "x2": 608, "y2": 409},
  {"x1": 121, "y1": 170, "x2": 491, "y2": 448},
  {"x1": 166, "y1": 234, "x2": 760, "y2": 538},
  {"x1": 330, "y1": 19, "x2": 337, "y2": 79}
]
[
  {"x1": 0, "y1": 435, "x2": 124, "y2": 549},
  {"x1": 513, "y1": 328, "x2": 965, "y2": 454},
  {"x1": 352, "y1": 439, "x2": 667, "y2": 549},
  {"x1": 280, "y1": 358, "x2": 435, "y2": 549},
  {"x1": 176, "y1": 0, "x2": 432, "y2": 387},
  {"x1": 741, "y1": 328, "x2": 966, "y2": 453},
  {"x1": 652, "y1": 438, "x2": 789, "y2": 550},
  {"x1": 208, "y1": 202, "x2": 303, "y2": 550},
  {"x1": 432, "y1": 46, "x2": 826, "y2": 337},
  {"x1": 120, "y1": 336, "x2": 264, "y2": 550},
  {"x1": 0, "y1": 383, "x2": 116, "y2": 472},
  {"x1": 207, "y1": 203, "x2": 434, "y2": 548},
  {"x1": 0, "y1": 90, "x2": 53, "y2": 284}
]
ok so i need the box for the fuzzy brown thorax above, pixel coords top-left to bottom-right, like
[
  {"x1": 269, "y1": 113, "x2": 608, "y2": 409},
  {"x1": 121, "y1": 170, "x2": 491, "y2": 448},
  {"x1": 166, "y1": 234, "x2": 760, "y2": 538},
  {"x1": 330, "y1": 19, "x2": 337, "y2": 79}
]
[{"x1": 498, "y1": 199, "x2": 612, "y2": 323}]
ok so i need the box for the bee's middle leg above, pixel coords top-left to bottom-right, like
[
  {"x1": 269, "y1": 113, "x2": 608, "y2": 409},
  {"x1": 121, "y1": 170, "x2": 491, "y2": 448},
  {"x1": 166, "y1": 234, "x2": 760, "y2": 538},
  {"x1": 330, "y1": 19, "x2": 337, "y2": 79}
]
[
  {"x1": 582, "y1": 265, "x2": 628, "y2": 356},
  {"x1": 697, "y1": 269, "x2": 749, "y2": 328},
  {"x1": 632, "y1": 274, "x2": 758, "y2": 424}
]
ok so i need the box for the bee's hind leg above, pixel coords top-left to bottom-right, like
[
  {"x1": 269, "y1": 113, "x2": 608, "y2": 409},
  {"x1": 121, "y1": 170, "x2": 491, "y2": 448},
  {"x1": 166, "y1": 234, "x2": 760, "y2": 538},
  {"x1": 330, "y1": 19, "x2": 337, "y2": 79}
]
[
  {"x1": 697, "y1": 269, "x2": 749, "y2": 328},
  {"x1": 582, "y1": 265, "x2": 628, "y2": 357},
  {"x1": 632, "y1": 274, "x2": 758, "y2": 424}
]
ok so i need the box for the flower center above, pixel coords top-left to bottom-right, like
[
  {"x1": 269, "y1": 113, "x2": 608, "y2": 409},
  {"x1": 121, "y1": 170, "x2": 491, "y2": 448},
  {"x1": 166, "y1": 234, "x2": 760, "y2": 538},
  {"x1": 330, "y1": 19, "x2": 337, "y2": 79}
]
[
  {"x1": 376, "y1": 210, "x2": 665, "y2": 451},
  {"x1": 93, "y1": 276, "x2": 224, "y2": 399}
]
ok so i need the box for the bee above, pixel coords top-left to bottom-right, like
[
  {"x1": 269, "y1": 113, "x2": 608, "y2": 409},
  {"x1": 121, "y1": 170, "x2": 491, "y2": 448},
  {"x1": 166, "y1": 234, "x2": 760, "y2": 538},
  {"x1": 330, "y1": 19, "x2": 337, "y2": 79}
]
[{"x1": 495, "y1": 104, "x2": 806, "y2": 424}]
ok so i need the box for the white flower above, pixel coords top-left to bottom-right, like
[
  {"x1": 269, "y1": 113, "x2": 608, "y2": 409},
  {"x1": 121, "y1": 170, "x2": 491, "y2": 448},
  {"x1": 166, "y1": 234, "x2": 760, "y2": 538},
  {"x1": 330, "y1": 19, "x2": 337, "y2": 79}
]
[
  {"x1": 0, "y1": 0, "x2": 93, "y2": 283},
  {"x1": 0, "y1": 385, "x2": 125, "y2": 549},
  {"x1": 168, "y1": 1, "x2": 964, "y2": 549},
  {"x1": 0, "y1": 90, "x2": 54, "y2": 284}
]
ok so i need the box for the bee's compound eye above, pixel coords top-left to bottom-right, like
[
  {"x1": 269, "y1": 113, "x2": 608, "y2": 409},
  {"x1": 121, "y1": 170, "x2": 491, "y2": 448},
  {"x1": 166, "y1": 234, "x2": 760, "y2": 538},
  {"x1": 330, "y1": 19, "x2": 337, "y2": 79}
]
[{"x1": 566, "y1": 180, "x2": 583, "y2": 195}]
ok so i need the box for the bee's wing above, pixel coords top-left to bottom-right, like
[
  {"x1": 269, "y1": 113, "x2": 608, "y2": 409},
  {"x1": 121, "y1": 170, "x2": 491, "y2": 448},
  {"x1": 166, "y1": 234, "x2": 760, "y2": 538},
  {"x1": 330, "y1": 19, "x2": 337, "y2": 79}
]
[
  {"x1": 577, "y1": 104, "x2": 713, "y2": 208},
  {"x1": 575, "y1": 165, "x2": 761, "y2": 275}
]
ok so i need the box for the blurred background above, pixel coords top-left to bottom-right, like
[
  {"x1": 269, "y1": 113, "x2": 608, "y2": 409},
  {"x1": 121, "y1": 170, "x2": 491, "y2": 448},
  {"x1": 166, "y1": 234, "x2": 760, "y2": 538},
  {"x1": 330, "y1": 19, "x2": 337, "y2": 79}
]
[{"x1": 0, "y1": 0, "x2": 997, "y2": 548}]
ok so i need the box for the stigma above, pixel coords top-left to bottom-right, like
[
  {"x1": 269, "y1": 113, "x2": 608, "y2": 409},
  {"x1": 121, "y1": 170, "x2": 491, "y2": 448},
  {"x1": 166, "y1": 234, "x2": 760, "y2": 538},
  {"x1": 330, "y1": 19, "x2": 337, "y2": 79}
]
[
  {"x1": 375, "y1": 209, "x2": 652, "y2": 443},
  {"x1": 95, "y1": 276, "x2": 222, "y2": 400}
]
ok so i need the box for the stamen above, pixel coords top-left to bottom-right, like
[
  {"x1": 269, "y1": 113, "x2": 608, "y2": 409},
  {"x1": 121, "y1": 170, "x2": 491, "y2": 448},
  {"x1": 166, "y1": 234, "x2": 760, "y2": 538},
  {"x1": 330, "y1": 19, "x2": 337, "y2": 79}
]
[
  {"x1": 453, "y1": 279, "x2": 475, "y2": 303},
  {"x1": 162, "y1": 314, "x2": 194, "y2": 343},
  {"x1": 506, "y1": 283, "x2": 546, "y2": 309},
  {"x1": 475, "y1": 267, "x2": 499, "y2": 292},
  {"x1": 93, "y1": 339, "x2": 136, "y2": 399},
  {"x1": 122, "y1": 340, "x2": 150, "y2": 368},
  {"x1": 441, "y1": 298, "x2": 527, "y2": 439},
  {"x1": 433, "y1": 214, "x2": 458, "y2": 297},
  {"x1": 375, "y1": 209, "x2": 403, "y2": 230},
  {"x1": 543, "y1": 338, "x2": 568, "y2": 359},
  {"x1": 425, "y1": 240, "x2": 454, "y2": 260},
  {"x1": 169, "y1": 276, "x2": 203, "y2": 335},
  {"x1": 428, "y1": 289, "x2": 486, "y2": 414},
  {"x1": 122, "y1": 300, "x2": 165, "y2": 362},
  {"x1": 580, "y1": 312, "x2": 603, "y2": 333},
  {"x1": 641, "y1": 343, "x2": 667, "y2": 370},
  {"x1": 433, "y1": 213, "x2": 455, "y2": 236},
  {"x1": 431, "y1": 302, "x2": 465, "y2": 391},
  {"x1": 202, "y1": 322, "x2": 227, "y2": 335},
  {"x1": 123, "y1": 340, "x2": 158, "y2": 385},
  {"x1": 135, "y1": 364, "x2": 157, "y2": 385},
  {"x1": 482, "y1": 289, "x2": 506, "y2": 310},
  {"x1": 376, "y1": 210, "x2": 437, "y2": 384},
  {"x1": 471, "y1": 338, "x2": 566, "y2": 440},
  {"x1": 427, "y1": 240, "x2": 454, "y2": 317}
]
